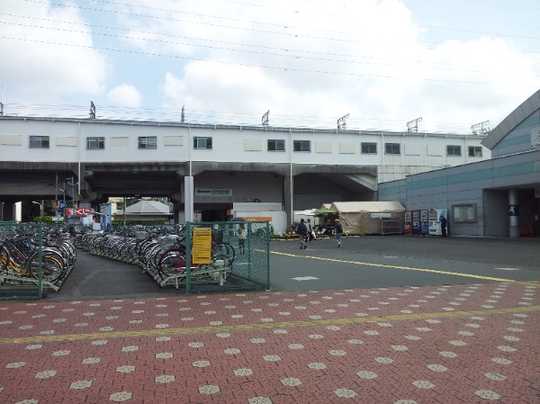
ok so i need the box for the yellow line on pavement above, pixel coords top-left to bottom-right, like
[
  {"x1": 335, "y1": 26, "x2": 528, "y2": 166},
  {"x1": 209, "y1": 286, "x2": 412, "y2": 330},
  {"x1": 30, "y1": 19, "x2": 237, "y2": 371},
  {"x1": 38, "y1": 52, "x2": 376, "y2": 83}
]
[
  {"x1": 270, "y1": 250, "x2": 518, "y2": 283},
  {"x1": 1, "y1": 305, "x2": 538, "y2": 345}
]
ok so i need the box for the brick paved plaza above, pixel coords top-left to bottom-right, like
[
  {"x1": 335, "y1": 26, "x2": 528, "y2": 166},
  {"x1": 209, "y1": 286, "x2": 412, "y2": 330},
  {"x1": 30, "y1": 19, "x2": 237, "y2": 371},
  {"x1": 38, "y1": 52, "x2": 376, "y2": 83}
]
[{"x1": 0, "y1": 281, "x2": 538, "y2": 404}]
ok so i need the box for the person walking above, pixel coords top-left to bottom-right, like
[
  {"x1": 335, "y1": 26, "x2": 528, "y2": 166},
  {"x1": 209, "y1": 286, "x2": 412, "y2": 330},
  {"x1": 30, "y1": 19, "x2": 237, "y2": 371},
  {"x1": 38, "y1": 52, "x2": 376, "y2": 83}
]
[
  {"x1": 335, "y1": 219, "x2": 343, "y2": 248},
  {"x1": 296, "y1": 219, "x2": 308, "y2": 250},
  {"x1": 307, "y1": 218, "x2": 314, "y2": 242},
  {"x1": 238, "y1": 224, "x2": 247, "y2": 255},
  {"x1": 439, "y1": 214, "x2": 448, "y2": 238}
]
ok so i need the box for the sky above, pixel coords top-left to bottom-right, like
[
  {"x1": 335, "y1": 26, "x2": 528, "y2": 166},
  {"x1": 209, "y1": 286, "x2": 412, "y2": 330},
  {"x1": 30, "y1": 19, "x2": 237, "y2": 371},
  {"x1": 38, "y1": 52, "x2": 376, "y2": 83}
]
[{"x1": 0, "y1": 0, "x2": 539, "y2": 132}]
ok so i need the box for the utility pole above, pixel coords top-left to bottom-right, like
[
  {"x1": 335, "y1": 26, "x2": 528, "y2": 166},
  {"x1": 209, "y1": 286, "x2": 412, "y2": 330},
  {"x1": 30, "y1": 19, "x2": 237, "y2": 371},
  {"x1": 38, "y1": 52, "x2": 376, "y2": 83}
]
[
  {"x1": 184, "y1": 127, "x2": 194, "y2": 223},
  {"x1": 65, "y1": 177, "x2": 77, "y2": 207},
  {"x1": 60, "y1": 184, "x2": 66, "y2": 208}
]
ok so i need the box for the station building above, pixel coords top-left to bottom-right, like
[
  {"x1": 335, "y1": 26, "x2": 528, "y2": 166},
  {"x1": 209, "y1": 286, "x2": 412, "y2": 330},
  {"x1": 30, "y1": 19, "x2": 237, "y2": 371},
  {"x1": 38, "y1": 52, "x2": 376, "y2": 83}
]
[
  {"x1": 0, "y1": 113, "x2": 489, "y2": 231},
  {"x1": 378, "y1": 89, "x2": 540, "y2": 238}
]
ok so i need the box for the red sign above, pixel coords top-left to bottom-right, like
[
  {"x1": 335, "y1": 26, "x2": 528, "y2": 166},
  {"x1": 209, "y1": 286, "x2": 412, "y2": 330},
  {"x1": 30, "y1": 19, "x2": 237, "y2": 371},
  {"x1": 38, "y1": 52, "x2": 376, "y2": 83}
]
[{"x1": 76, "y1": 208, "x2": 95, "y2": 217}]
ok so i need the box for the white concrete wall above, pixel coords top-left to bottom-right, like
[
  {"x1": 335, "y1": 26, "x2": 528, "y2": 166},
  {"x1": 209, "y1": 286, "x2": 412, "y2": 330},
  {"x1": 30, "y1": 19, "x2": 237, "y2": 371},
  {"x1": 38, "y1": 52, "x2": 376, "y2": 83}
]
[{"x1": 0, "y1": 118, "x2": 490, "y2": 181}]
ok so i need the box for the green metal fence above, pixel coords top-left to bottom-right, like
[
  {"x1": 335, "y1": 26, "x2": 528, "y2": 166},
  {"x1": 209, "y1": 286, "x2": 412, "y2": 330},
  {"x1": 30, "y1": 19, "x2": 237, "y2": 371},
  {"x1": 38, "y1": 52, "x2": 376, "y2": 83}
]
[
  {"x1": 184, "y1": 221, "x2": 271, "y2": 294},
  {"x1": 0, "y1": 222, "x2": 45, "y2": 300}
]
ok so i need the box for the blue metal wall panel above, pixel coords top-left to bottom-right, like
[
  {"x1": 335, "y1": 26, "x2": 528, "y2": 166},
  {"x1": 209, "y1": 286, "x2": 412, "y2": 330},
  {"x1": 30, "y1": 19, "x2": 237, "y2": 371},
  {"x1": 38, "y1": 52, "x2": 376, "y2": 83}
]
[{"x1": 492, "y1": 109, "x2": 539, "y2": 157}]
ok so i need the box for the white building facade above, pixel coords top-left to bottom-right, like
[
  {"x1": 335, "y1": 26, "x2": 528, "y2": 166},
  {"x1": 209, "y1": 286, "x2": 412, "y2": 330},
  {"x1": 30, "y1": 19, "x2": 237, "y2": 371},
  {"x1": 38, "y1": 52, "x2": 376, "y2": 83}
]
[{"x1": 0, "y1": 116, "x2": 490, "y2": 228}]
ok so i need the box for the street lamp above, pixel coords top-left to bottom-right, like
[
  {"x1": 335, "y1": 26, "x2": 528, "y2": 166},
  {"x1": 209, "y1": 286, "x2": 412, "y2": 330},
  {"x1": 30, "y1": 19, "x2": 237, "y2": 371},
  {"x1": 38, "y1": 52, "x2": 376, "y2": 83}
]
[
  {"x1": 32, "y1": 200, "x2": 44, "y2": 217},
  {"x1": 65, "y1": 177, "x2": 78, "y2": 205}
]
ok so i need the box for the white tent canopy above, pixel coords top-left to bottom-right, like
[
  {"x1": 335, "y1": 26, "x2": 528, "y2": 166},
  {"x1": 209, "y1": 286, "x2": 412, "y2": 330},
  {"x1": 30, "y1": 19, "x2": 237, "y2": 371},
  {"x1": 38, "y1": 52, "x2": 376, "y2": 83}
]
[
  {"x1": 329, "y1": 201, "x2": 405, "y2": 235},
  {"x1": 331, "y1": 201, "x2": 405, "y2": 213},
  {"x1": 125, "y1": 200, "x2": 172, "y2": 216}
]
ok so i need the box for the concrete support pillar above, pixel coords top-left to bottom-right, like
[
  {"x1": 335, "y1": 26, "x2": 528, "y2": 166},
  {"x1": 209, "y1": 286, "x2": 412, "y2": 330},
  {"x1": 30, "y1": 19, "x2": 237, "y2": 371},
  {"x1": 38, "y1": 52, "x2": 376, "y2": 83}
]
[
  {"x1": 171, "y1": 186, "x2": 183, "y2": 225},
  {"x1": 21, "y1": 200, "x2": 40, "y2": 222},
  {"x1": 508, "y1": 189, "x2": 520, "y2": 239},
  {"x1": 171, "y1": 200, "x2": 180, "y2": 225},
  {"x1": 0, "y1": 201, "x2": 16, "y2": 221},
  {"x1": 283, "y1": 174, "x2": 294, "y2": 228},
  {"x1": 184, "y1": 176, "x2": 194, "y2": 223}
]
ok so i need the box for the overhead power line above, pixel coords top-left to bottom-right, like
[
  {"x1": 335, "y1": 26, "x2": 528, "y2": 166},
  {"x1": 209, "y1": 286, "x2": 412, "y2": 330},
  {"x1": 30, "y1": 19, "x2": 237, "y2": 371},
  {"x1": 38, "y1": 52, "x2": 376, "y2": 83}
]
[
  {"x1": 20, "y1": 0, "x2": 540, "y2": 46},
  {"x1": 423, "y1": 24, "x2": 540, "y2": 41},
  {"x1": 23, "y1": 0, "x2": 540, "y2": 49},
  {"x1": 83, "y1": 0, "x2": 287, "y2": 29},
  {"x1": 0, "y1": 19, "x2": 502, "y2": 75},
  {"x1": 20, "y1": 0, "x2": 316, "y2": 42},
  {"x1": 9, "y1": 12, "x2": 539, "y2": 70},
  {"x1": 3, "y1": 102, "x2": 473, "y2": 133},
  {"x1": 0, "y1": 34, "x2": 511, "y2": 85}
]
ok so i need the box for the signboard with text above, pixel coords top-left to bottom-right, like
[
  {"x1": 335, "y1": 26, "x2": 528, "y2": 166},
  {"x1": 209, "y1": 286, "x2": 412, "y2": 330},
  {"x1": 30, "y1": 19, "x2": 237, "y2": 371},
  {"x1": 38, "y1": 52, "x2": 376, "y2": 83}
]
[
  {"x1": 241, "y1": 216, "x2": 272, "y2": 222},
  {"x1": 192, "y1": 227, "x2": 212, "y2": 265},
  {"x1": 370, "y1": 212, "x2": 392, "y2": 219}
]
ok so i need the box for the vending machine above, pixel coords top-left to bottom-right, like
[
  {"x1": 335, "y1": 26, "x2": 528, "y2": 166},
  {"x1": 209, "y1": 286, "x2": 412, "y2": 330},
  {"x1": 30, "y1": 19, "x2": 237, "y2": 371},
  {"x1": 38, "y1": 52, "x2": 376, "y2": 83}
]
[
  {"x1": 404, "y1": 211, "x2": 412, "y2": 234},
  {"x1": 412, "y1": 210, "x2": 422, "y2": 234},
  {"x1": 428, "y1": 209, "x2": 448, "y2": 236},
  {"x1": 420, "y1": 209, "x2": 429, "y2": 235}
]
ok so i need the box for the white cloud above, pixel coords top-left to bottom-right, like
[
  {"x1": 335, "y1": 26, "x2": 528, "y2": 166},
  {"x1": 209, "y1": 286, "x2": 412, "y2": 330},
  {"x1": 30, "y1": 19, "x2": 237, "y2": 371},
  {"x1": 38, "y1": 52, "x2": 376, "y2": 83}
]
[
  {"x1": 107, "y1": 84, "x2": 142, "y2": 108},
  {"x1": 0, "y1": 0, "x2": 107, "y2": 103},
  {"x1": 117, "y1": 0, "x2": 540, "y2": 132},
  {"x1": 2, "y1": 0, "x2": 539, "y2": 131}
]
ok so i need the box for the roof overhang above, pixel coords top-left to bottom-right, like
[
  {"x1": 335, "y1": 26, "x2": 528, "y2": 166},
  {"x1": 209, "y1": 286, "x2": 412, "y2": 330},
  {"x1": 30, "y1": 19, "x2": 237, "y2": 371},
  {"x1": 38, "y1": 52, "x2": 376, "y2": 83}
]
[{"x1": 482, "y1": 89, "x2": 540, "y2": 150}]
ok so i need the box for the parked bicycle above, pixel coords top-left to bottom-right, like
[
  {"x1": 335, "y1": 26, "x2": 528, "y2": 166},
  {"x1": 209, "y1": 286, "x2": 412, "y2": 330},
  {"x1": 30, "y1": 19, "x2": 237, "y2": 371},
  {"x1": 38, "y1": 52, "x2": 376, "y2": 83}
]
[
  {"x1": 0, "y1": 224, "x2": 76, "y2": 291},
  {"x1": 76, "y1": 225, "x2": 236, "y2": 288}
]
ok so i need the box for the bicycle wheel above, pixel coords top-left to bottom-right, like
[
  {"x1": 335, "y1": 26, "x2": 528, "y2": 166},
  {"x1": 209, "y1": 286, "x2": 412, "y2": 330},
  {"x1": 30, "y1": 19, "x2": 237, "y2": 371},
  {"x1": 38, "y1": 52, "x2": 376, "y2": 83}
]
[
  {"x1": 158, "y1": 248, "x2": 186, "y2": 277},
  {"x1": 214, "y1": 242, "x2": 235, "y2": 267},
  {"x1": 27, "y1": 250, "x2": 65, "y2": 285}
]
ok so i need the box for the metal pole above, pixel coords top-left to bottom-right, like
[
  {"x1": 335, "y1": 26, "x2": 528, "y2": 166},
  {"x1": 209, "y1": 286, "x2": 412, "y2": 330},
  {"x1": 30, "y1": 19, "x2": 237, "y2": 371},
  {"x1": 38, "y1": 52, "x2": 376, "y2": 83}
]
[
  {"x1": 188, "y1": 126, "x2": 193, "y2": 177},
  {"x1": 184, "y1": 126, "x2": 194, "y2": 223},
  {"x1": 265, "y1": 221, "x2": 271, "y2": 291},
  {"x1": 185, "y1": 222, "x2": 192, "y2": 294},
  {"x1": 123, "y1": 196, "x2": 127, "y2": 226},
  {"x1": 247, "y1": 222, "x2": 252, "y2": 280},
  {"x1": 71, "y1": 178, "x2": 75, "y2": 207},
  {"x1": 289, "y1": 129, "x2": 294, "y2": 226},
  {"x1": 55, "y1": 172, "x2": 58, "y2": 205},
  {"x1": 38, "y1": 223, "x2": 44, "y2": 298},
  {"x1": 77, "y1": 122, "x2": 81, "y2": 201},
  {"x1": 289, "y1": 164, "x2": 293, "y2": 226}
]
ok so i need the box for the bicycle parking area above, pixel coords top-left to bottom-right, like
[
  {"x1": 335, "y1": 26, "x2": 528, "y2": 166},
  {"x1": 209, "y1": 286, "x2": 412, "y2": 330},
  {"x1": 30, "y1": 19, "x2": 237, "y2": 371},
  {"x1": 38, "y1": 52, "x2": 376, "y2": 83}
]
[
  {"x1": 77, "y1": 221, "x2": 271, "y2": 295},
  {"x1": 0, "y1": 221, "x2": 272, "y2": 300},
  {"x1": 0, "y1": 222, "x2": 76, "y2": 299}
]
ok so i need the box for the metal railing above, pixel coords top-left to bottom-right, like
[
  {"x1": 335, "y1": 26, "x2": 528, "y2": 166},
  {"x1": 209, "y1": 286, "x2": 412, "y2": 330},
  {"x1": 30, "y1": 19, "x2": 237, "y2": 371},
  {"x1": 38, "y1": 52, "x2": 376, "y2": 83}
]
[
  {"x1": 184, "y1": 221, "x2": 271, "y2": 294},
  {"x1": 0, "y1": 222, "x2": 45, "y2": 299},
  {"x1": 78, "y1": 221, "x2": 271, "y2": 293}
]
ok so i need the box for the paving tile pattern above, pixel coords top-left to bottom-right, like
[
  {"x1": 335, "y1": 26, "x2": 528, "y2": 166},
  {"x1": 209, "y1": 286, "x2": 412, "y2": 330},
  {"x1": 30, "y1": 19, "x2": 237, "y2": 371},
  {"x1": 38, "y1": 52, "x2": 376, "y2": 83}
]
[{"x1": 0, "y1": 282, "x2": 538, "y2": 403}]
